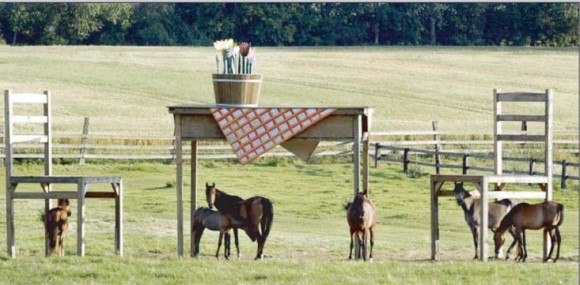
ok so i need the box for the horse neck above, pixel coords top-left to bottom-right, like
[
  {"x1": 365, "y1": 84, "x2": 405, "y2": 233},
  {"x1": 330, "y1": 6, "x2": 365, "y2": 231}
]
[
  {"x1": 460, "y1": 195, "x2": 475, "y2": 213},
  {"x1": 213, "y1": 189, "x2": 238, "y2": 212}
]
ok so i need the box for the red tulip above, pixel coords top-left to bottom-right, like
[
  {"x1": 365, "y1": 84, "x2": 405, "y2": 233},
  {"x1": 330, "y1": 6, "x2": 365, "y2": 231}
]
[{"x1": 239, "y1": 42, "x2": 250, "y2": 57}]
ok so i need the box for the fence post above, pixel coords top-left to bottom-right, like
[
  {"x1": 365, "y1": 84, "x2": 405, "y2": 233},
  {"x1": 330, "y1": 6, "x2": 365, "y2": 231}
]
[
  {"x1": 403, "y1": 148, "x2": 410, "y2": 174},
  {"x1": 0, "y1": 125, "x2": 3, "y2": 166},
  {"x1": 432, "y1": 121, "x2": 441, "y2": 174},
  {"x1": 462, "y1": 153, "x2": 469, "y2": 174},
  {"x1": 374, "y1": 143, "x2": 381, "y2": 168},
  {"x1": 79, "y1": 117, "x2": 90, "y2": 165},
  {"x1": 561, "y1": 160, "x2": 567, "y2": 189}
]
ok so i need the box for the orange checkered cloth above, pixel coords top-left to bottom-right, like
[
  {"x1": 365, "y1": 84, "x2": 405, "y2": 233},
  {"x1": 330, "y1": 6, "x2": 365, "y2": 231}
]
[{"x1": 211, "y1": 108, "x2": 336, "y2": 164}]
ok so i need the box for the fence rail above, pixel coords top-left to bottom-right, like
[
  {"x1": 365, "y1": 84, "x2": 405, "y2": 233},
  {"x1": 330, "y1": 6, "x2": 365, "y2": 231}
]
[
  {"x1": 1, "y1": 122, "x2": 578, "y2": 188},
  {"x1": 373, "y1": 143, "x2": 580, "y2": 189}
]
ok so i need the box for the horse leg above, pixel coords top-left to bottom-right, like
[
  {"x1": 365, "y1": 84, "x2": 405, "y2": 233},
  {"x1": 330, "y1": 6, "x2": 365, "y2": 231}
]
[
  {"x1": 357, "y1": 232, "x2": 364, "y2": 260},
  {"x1": 216, "y1": 232, "x2": 224, "y2": 259},
  {"x1": 193, "y1": 227, "x2": 205, "y2": 258},
  {"x1": 59, "y1": 232, "x2": 65, "y2": 257},
  {"x1": 471, "y1": 225, "x2": 479, "y2": 260},
  {"x1": 361, "y1": 230, "x2": 367, "y2": 261},
  {"x1": 49, "y1": 231, "x2": 57, "y2": 257},
  {"x1": 554, "y1": 227, "x2": 561, "y2": 262},
  {"x1": 234, "y1": 229, "x2": 241, "y2": 259},
  {"x1": 369, "y1": 226, "x2": 375, "y2": 262},
  {"x1": 348, "y1": 230, "x2": 354, "y2": 260},
  {"x1": 521, "y1": 230, "x2": 528, "y2": 262},
  {"x1": 224, "y1": 232, "x2": 231, "y2": 260}
]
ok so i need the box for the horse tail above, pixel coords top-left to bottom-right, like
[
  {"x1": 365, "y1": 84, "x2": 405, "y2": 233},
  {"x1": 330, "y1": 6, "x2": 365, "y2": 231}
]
[
  {"x1": 556, "y1": 204, "x2": 564, "y2": 227},
  {"x1": 260, "y1": 198, "x2": 274, "y2": 244}
]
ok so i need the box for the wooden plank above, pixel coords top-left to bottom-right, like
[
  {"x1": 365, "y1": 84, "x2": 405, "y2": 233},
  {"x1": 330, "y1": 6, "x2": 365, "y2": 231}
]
[
  {"x1": 496, "y1": 92, "x2": 547, "y2": 102},
  {"x1": 11, "y1": 116, "x2": 48, "y2": 123},
  {"x1": 77, "y1": 183, "x2": 86, "y2": 256},
  {"x1": 479, "y1": 178, "x2": 488, "y2": 261},
  {"x1": 190, "y1": 140, "x2": 198, "y2": 258},
  {"x1": 486, "y1": 175, "x2": 549, "y2": 184},
  {"x1": 174, "y1": 115, "x2": 184, "y2": 257},
  {"x1": 12, "y1": 191, "x2": 78, "y2": 199},
  {"x1": 115, "y1": 180, "x2": 123, "y2": 256},
  {"x1": 12, "y1": 135, "x2": 48, "y2": 143},
  {"x1": 487, "y1": 191, "x2": 547, "y2": 199},
  {"x1": 497, "y1": 134, "x2": 545, "y2": 142},
  {"x1": 10, "y1": 93, "x2": 48, "y2": 103},
  {"x1": 84, "y1": 192, "x2": 117, "y2": 198},
  {"x1": 496, "y1": 115, "x2": 545, "y2": 122},
  {"x1": 494, "y1": 89, "x2": 503, "y2": 175},
  {"x1": 430, "y1": 178, "x2": 439, "y2": 260},
  {"x1": 10, "y1": 175, "x2": 121, "y2": 184},
  {"x1": 431, "y1": 174, "x2": 484, "y2": 183}
]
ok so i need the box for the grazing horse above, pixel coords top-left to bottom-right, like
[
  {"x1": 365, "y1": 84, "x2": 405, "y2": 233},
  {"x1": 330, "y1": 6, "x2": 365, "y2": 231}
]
[
  {"x1": 205, "y1": 183, "x2": 274, "y2": 260},
  {"x1": 494, "y1": 201, "x2": 564, "y2": 262},
  {"x1": 192, "y1": 207, "x2": 247, "y2": 259},
  {"x1": 44, "y1": 199, "x2": 71, "y2": 257},
  {"x1": 345, "y1": 191, "x2": 376, "y2": 261},
  {"x1": 453, "y1": 182, "x2": 518, "y2": 259}
]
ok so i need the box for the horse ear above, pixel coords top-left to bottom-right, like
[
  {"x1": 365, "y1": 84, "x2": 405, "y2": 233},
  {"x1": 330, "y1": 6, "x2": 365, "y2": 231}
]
[
  {"x1": 205, "y1": 182, "x2": 209, "y2": 187},
  {"x1": 212, "y1": 182, "x2": 215, "y2": 187}
]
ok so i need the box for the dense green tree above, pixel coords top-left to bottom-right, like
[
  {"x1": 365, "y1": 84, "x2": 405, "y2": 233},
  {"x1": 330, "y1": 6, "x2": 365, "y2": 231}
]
[{"x1": 0, "y1": 3, "x2": 577, "y2": 47}]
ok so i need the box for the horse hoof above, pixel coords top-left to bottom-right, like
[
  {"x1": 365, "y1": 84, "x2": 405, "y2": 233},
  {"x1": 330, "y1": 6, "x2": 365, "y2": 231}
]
[{"x1": 369, "y1": 258, "x2": 373, "y2": 263}]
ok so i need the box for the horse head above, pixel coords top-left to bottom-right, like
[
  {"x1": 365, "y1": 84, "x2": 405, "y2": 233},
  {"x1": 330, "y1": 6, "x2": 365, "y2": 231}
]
[
  {"x1": 352, "y1": 192, "x2": 366, "y2": 219},
  {"x1": 57, "y1": 199, "x2": 72, "y2": 217},
  {"x1": 453, "y1": 182, "x2": 468, "y2": 206},
  {"x1": 205, "y1": 182, "x2": 217, "y2": 209}
]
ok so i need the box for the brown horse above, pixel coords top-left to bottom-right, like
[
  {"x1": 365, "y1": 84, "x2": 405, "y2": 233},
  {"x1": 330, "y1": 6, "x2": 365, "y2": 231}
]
[
  {"x1": 494, "y1": 201, "x2": 564, "y2": 262},
  {"x1": 44, "y1": 199, "x2": 71, "y2": 257},
  {"x1": 192, "y1": 207, "x2": 247, "y2": 259},
  {"x1": 205, "y1": 183, "x2": 274, "y2": 260},
  {"x1": 345, "y1": 191, "x2": 376, "y2": 261},
  {"x1": 453, "y1": 182, "x2": 518, "y2": 259}
]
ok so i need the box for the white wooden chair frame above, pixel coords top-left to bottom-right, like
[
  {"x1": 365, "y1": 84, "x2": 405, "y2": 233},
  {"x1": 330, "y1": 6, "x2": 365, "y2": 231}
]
[
  {"x1": 4, "y1": 90, "x2": 123, "y2": 257},
  {"x1": 430, "y1": 89, "x2": 553, "y2": 261}
]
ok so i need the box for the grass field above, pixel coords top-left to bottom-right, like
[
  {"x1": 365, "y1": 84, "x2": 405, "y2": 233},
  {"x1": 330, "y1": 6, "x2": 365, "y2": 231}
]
[
  {"x1": 0, "y1": 46, "x2": 578, "y2": 284},
  {"x1": 0, "y1": 46, "x2": 577, "y2": 136},
  {"x1": 0, "y1": 160, "x2": 577, "y2": 284}
]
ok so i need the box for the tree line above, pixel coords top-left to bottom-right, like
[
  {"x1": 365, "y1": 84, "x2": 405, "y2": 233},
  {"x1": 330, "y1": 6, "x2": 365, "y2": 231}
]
[{"x1": 0, "y1": 3, "x2": 577, "y2": 47}]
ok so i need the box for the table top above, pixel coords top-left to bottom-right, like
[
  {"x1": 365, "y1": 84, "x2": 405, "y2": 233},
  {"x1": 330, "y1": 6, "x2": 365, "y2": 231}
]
[{"x1": 168, "y1": 104, "x2": 373, "y2": 116}]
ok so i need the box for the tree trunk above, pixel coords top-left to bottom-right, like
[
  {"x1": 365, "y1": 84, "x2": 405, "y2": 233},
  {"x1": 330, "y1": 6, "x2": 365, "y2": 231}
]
[
  {"x1": 12, "y1": 31, "x2": 17, "y2": 45},
  {"x1": 430, "y1": 17, "x2": 436, "y2": 45}
]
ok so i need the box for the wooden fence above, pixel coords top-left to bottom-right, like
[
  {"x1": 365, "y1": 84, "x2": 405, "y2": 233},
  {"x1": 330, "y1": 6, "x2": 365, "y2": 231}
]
[
  {"x1": 0, "y1": 117, "x2": 577, "y2": 188},
  {"x1": 373, "y1": 144, "x2": 580, "y2": 189}
]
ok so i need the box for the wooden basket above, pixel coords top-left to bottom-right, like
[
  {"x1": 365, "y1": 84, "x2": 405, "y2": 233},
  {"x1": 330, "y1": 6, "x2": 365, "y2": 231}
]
[{"x1": 212, "y1": 74, "x2": 262, "y2": 106}]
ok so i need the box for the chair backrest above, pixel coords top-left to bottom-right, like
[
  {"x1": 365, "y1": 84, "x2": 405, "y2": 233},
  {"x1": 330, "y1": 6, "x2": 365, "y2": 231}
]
[
  {"x1": 4, "y1": 90, "x2": 52, "y2": 179},
  {"x1": 493, "y1": 89, "x2": 553, "y2": 182}
]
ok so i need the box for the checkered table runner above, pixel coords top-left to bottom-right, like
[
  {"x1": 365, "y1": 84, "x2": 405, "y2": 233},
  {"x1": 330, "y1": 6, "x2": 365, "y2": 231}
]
[{"x1": 211, "y1": 108, "x2": 336, "y2": 164}]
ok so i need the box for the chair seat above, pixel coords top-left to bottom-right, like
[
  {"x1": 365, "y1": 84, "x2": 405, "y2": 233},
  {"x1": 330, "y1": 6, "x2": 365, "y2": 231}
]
[
  {"x1": 486, "y1": 174, "x2": 549, "y2": 184},
  {"x1": 9, "y1": 175, "x2": 122, "y2": 184}
]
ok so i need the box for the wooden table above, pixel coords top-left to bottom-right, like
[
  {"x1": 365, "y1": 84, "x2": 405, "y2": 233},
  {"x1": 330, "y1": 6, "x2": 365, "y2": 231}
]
[{"x1": 168, "y1": 104, "x2": 373, "y2": 257}]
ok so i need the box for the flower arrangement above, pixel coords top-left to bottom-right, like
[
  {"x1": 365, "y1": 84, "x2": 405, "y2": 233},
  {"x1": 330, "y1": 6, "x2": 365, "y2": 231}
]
[{"x1": 213, "y1": 38, "x2": 256, "y2": 75}]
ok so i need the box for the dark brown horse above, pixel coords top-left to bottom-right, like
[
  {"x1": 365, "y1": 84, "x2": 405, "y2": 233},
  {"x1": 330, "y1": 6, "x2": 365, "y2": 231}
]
[
  {"x1": 192, "y1": 207, "x2": 247, "y2": 259},
  {"x1": 345, "y1": 191, "x2": 376, "y2": 261},
  {"x1": 494, "y1": 201, "x2": 564, "y2": 262},
  {"x1": 453, "y1": 182, "x2": 518, "y2": 259},
  {"x1": 205, "y1": 183, "x2": 274, "y2": 260},
  {"x1": 44, "y1": 198, "x2": 71, "y2": 257}
]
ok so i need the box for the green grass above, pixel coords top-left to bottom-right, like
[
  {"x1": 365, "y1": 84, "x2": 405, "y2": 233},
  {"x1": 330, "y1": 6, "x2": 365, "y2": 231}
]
[
  {"x1": 0, "y1": 46, "x2": 577, "y2": 283},
  {"x1": 0, "y1": 160, "x2": 577, "y2": 284},
  {"x1": 0, "y1": 46, "x2": 577, "y2": 135}
]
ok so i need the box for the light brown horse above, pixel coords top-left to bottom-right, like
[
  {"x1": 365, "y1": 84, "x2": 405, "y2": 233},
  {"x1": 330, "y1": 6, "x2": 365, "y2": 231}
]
[
  {"x1": 345, "y1": 191, "x2": 376, "y2": 261},
  {"x1": 205, "y1": 183, "x2": 274, "y2": 260},
  {"x1": 494, "y1": 201, "x2": 564, "y2": 262},
  {"x1": 453, "y1": 182, "x2": 518, "y2": 259},
  {"x1": 44, "y1": 198, "x2": 71, "y2": 257},
  {"x1": 192, "y1": 207, "x2": 247, "y2": 259}
]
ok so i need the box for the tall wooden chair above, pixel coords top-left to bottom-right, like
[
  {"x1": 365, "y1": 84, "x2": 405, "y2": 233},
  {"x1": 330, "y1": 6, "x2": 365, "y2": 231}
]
[
  {"x1": 4, "y1": 89, "x2": 123, "y2": 257},
  {"x1": 431, "y1": 89, "x2": 553, "y2": 261}
]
